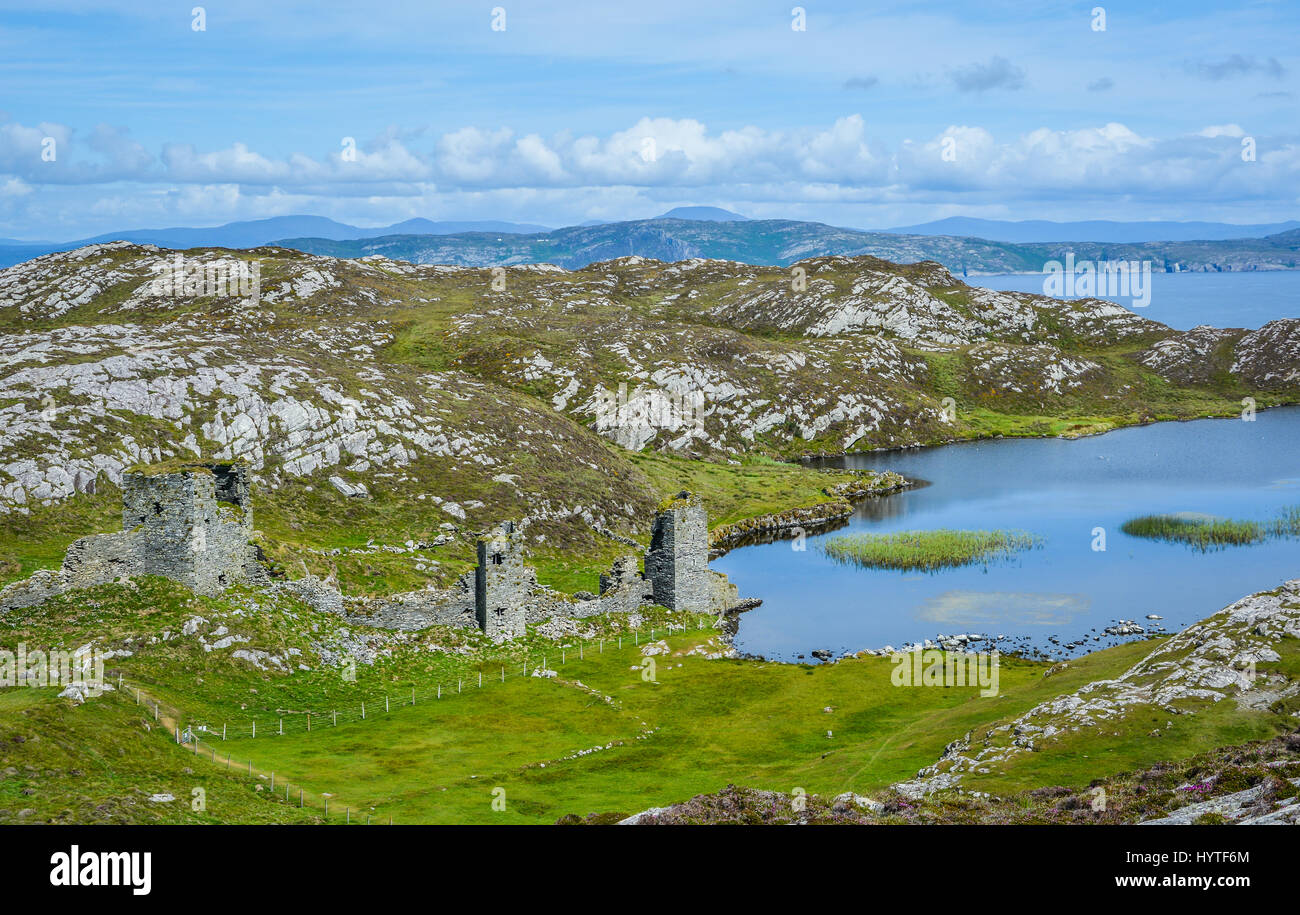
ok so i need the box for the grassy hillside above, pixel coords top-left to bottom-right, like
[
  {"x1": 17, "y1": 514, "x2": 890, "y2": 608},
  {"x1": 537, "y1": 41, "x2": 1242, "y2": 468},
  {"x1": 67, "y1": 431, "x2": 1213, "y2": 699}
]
[
  {"x1": 0, "y1": 575, "x2": 1143, "y2": 824},
  {"x1": 6, "y1": 245, "x2": 1290, "y2": 605},
  {"x1": 5, "y1": 573, "x2": 1296, "y2": 825}
]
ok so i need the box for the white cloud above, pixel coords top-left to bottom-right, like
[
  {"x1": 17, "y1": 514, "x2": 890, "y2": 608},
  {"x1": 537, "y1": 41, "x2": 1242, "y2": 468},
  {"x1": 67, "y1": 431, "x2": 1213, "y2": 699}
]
[{"x1": 2, "y1": 114, "x2": 1298, "y2": 236}]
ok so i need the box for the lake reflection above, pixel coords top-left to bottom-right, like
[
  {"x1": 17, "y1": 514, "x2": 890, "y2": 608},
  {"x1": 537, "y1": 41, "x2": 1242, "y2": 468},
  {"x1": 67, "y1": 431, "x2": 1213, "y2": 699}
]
[{"x1": 713, "y1": 407, "x2": 1300, "y2": 661}]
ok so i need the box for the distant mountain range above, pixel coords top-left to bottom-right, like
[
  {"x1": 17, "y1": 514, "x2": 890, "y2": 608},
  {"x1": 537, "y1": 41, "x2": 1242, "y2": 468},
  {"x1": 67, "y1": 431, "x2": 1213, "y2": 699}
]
[
  {"x1": 3, "y1": 210, "x2": 1299, "y2": 273},
  {"x1": 273, "y1": 218, "x2": 1300, "y2": 274},
  {"x1": 885, "y1": 216, "x2": 1300, "y2": 244},
  {"x1": 0, "y1": 215, "x2": 553, "y2": 268}
]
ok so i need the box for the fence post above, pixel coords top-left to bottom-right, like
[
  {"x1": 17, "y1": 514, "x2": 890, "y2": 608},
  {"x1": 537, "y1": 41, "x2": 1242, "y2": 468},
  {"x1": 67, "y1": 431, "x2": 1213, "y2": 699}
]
[
  {"x1": 458, "y1": 679, "x2": 462, "y2": 694},
  {"x1": 437, "y1": 685, "x2": 441, "y2": 699},
  {"x1": 500, "y1": 666, "x2": 504, "y2": 683},
  {"x1": 174, "y1": 727, "x2": 179, "y2": 744},
  {"x1": 385, "y1": 696, "x2": 389, "y2": 713},
  {"x1": 307, "y1": 714, "x2": 311, "y2": 732},
  {"x1": 222, "y1": 723, "x2": 226, "y2": 741},
  {"x1": 412, "y1": 687, "x2": 415, "y2": 706},
  {"x1": 249, "y1": 760, "x2": 252, "y2": 775},
  {"x1": 333, "y1": 710, "x2": 337, "y2": 726},
  {"x1": 478, "y1": 672, "x2": 482, "y2": 688},
  {"x1": 252, "y1": 721, "x2": 256, "y2": 738},
  {"x1": 279, "y1": 718, "x2": 283, "y2": 736},
  {"x1": 346, "y1": 807, "x2": 350, "y2": 824},
  {"x1": 362, "y1": 702, "x2": 366, "y2": 719}
]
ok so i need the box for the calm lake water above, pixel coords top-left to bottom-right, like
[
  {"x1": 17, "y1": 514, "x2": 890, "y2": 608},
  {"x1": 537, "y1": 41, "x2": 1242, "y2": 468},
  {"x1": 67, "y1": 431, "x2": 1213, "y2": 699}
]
[
  {"x1": 972, "y1": 270, "x2": 1300, "y2": 330},
  {"x1": 714, "y1": 407, "x2": 1300, "y2": 661}
]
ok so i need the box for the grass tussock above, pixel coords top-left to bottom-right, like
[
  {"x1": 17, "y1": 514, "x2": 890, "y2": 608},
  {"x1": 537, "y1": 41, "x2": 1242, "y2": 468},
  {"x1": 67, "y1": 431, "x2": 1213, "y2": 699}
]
[
  {"x1": 1121, "y1": 505, "x2": 1300, "y2": 551},
  {"x1": 821, "y1": 528, "x2": 1042, "y2": 572}
]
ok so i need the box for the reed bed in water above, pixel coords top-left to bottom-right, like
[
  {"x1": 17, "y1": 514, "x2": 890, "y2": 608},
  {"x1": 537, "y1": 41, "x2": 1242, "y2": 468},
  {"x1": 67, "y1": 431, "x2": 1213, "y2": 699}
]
[
  {"x1": 1120, "y1": 515, "x2": 1263, "y2": 549},
  {"x1": 821, "y1": 529, "x2": 1042, "y2": 572},
  {"x1": 1120, "y1": 505, "x2": 1300, "y2": 550}
]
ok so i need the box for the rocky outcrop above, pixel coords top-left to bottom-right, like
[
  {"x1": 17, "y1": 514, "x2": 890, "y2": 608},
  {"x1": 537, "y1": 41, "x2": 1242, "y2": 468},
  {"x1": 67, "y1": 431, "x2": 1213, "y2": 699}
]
[
  {"x1": 1231, "y1": 319, "x2": 1300, "y2": 391},
  {"x1": 1139, "y1": 779, "x2": 1300, "y2": 825},
  {"x1": 894, "y1": 579, "x2": 1300, "y2": 798},
  {"x1": 1135, "y1": 325, "x2": 1243, "y2": 386},
  {"x1": 1, "y1": 245, "x2": 1295, "y2": 519}
]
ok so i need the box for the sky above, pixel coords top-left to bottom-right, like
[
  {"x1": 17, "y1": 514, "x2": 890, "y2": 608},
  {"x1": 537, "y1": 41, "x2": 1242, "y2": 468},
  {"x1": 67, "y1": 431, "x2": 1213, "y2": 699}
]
[{"x1": 1, "y1": 0, "x2": 1298, "y2": 239}]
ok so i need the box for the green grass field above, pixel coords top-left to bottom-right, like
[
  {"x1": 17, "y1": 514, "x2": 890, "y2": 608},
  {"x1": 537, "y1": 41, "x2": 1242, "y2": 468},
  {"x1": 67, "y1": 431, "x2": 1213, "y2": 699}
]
[
  {"x1": 4, "y1": 572, "x2": 1298, "y2": 824},
  {"x1": 170, "y1": 629, "x2": 1097, "y2": 824}
]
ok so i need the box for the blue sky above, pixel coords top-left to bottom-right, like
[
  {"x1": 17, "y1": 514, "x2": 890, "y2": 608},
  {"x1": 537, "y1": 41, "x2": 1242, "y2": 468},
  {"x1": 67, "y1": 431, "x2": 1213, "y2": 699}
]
[{"x1": 1, "y1": 0, "x2": 1297, "y2": 238}]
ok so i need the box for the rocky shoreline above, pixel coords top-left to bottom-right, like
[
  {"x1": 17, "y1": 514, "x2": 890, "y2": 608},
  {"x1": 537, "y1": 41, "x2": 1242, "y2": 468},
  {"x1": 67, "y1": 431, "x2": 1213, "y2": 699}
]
[{"x1": 707, "y1": 470, "x2": 909, "y2": 559}]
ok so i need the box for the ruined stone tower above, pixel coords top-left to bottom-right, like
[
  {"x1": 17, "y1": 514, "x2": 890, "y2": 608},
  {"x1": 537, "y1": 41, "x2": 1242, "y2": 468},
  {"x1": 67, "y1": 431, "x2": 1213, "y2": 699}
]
[
  {"x1": 475, "y1": 521, "x2": 531, "y2": 640},
  {"x1": 61, "y1": 462, "x2": 261, "y2": 597},
  {"x1": 122, "y1": 463, "x2": 256, "y2": 594},
  {"x1": 643, "y1": 491, "x2": 714, "y2": 612}
]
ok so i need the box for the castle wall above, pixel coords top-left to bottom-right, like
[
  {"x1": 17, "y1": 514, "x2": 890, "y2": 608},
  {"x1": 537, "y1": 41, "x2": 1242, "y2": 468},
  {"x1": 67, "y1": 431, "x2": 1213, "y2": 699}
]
[
  {"x1": 116, "y1": 469, "x2": 260, "y2": 595},
  {"x1": 0, "y1": 569, "x2": 68, "y2": 614},
  {"x1": 644, "y1": 495, "x2": 714, "y2": 613},
  {"x1": 61, "y1": 465, "x2": 262, "y2": 598},
  {"x1": 5, "y1": 473, "x2": 747, "y2": 641},
  {"x1": 281, "y1": 502, "x2": 738, "y2": 637},
  {"x1": 357, "y1": 586, "x2": 476, "y2": 630},
  {"x1": 475, "y1": 523, "x2": 531, "y2": 640}
]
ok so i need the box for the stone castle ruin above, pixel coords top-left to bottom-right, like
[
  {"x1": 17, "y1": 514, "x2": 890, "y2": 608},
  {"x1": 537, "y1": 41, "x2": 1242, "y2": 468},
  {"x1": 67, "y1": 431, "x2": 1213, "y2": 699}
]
[
  {"x1": 0, "y1": 466, "x2": 750, "y2": 641},
  {"x1": 327, "y1": 491, "x2": 744, "y2": 640},
  {"x1": 0, "y1": 462, "x2": 265, "y2": 612}
]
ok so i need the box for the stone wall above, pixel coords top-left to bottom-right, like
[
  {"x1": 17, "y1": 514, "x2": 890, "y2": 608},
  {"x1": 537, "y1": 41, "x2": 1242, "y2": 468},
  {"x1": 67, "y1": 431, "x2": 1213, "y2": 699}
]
[
  {"x1": 0, "y1": 569, "x2": 67, "y2": 613},
  {"x1": 1, "y1": 462, "x2": 263, "y2": 613},
  {"x1": 116, "y1": 465, "x2": 260, "y2": 595},
  {"x1": 475, "y1": 522, "x2": 531, "y2": 640},
  {"x1": 306, "y1": 496, "x2": 742, "y2": 635},
  {"x1": 1, "y1": 474, "x2": 752, "y2": 640},
  {"x1": 644, "y1": 492, "x2": 714, "y2": 613},
  {"x1": 358, "y1": 584, "x2": 476, "y2": 630}
]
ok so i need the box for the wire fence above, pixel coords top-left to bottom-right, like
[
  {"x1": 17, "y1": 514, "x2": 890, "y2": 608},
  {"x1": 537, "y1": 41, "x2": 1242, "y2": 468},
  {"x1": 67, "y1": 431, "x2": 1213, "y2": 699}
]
[{"x1": 111, "y1": 615, "x2": 721, "y2": 824}]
